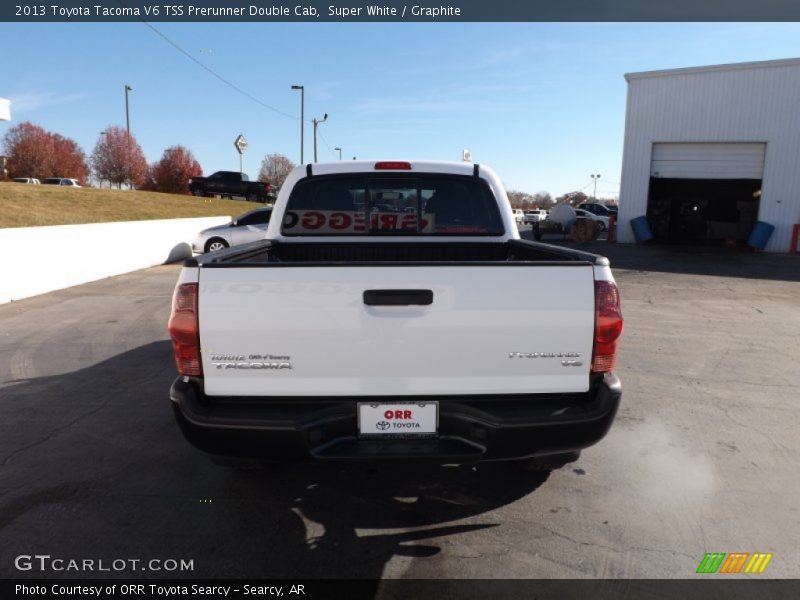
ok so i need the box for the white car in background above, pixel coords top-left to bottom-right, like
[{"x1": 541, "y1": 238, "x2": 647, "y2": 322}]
[
  {"x1": 192, "y1": 207, "x2": 272, "y2": 253},
  {"x1": 12, "y1": 177, "x2": 41, "y2": 184},
  {"x1": 523, "y1": 209, "x2": 548, "y2": 224},
  {"x1": 42, "y1": 178, "x2": 81, "y2": 187},
  {"x1": 512, "y1": 209, "x2": 525, "y2": 224},
  {"x1": 574, "y1": 208, "x2": 609, "y2": 231}
]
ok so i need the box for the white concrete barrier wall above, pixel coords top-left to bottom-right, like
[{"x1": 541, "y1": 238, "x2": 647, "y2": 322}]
[{"x1": 0, "y1": 216, "x2": 231, "y2": 304}]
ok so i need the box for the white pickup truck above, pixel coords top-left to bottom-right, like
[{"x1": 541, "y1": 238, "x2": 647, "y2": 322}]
[{"x1": 168, "y1": 160, "x2": 623, "y2": 470}]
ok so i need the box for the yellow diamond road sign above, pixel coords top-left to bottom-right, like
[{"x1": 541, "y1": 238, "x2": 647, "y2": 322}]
[{"x1": 234, "y1": 134, "x2": 248, "y2": 155}]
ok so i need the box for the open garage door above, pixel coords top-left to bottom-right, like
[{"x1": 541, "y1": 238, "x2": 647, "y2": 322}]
[
  {"x1": 647, "y1": 143, "x2": 764, "y2": 245},
  {"x1": 651, "y1": 143, "x2": 766, "y2": 179}
]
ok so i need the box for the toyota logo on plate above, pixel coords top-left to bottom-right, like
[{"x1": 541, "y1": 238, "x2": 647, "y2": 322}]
[{"x1": 376, "y1": 421, "x2": 390, "y2": 431}]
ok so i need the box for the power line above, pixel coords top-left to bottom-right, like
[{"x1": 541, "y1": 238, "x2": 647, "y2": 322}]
[
  {"x1": 137, "y1": 18, "x2": 298, "y2": 121},
  {"x1": 317, "y1": 129, "x2": 338, "y2": 159}
]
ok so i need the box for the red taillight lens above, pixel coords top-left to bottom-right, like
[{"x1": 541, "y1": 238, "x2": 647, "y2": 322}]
[
  {"x1": 374, "y1": 161, "x2": 412, "y2": 170},
  {"x1": 264, "y1": 182, "x2": 271, "y2": 192},
  {"x1": 592, "y1": 280, "x2": 623, "y2": 373},
  {"x1": 168, "y1": 282, "x2": 202, "y2": 376}
]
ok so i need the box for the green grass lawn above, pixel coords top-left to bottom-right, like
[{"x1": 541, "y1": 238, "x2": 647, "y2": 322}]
[{"x1": 0, "y1": 182, "x2": 264, "y2": 228}]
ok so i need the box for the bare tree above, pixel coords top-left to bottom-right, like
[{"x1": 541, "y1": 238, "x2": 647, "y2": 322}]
[
  {"x1": 555, "y1": 191, "x2": 589, "y2": 207},
  {"x1": 506, "y1": 190, "x2": 533, "y2": 209},
  {"x1": 532, "y1": 191, "x2": 554, "y2": 209},
  {"x1": 258, "y1": 153, "x2": 295, "y2": 194}
]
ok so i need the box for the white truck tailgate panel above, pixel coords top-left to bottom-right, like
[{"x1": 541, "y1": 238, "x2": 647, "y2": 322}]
[{"x1": 199, "y1": 265, "x2": 595, "y2": 396}]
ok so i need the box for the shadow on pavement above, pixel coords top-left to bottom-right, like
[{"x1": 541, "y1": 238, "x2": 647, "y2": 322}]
[
  {"x1": 0, "y1": 342, "x2": 550, "y2": 581},
  {"x1": 519, "y1": 226, "x2": 800, "y2": 282}
]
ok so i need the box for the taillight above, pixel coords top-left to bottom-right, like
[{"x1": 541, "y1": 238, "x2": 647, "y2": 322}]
[
  {"x1": 592, "y1": 280, "x2": 623, "y2": 373},
  {"x1": 264, "y1": 182, "x2": 271, "y2": 192},
  {"x1": 168, "y1": 283, "x2": 202, "y2": 377},
  {"x1": 374, "y1": 161, "x2": 412, "y2": 170}
]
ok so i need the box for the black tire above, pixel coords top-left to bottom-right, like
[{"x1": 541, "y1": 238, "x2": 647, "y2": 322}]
[
  {"x1": 204, "y1": 238, "x2": 229, "y2": 253},
  {"x1": 192, "y1": 187, "x2": 205, "y2": 197},
  {"x1": 246, "y1": 192, "x2": 257, "y2": 202},
  {"x1": 515, "y1": 451, "x2": 580, "y2": 472},
  {"x1": 598, "y1": 222, "x2": 607, "y2": 232}
]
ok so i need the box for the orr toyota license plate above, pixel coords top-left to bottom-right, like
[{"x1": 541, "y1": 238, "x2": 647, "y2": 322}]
[{"x1": 358, "y1": 402, "x2": 438, "y2": 437}]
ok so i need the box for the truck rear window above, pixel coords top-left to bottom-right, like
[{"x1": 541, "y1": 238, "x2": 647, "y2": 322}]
[{"x1": 281, "y1": 174, "x2": 504, "y2": 236}]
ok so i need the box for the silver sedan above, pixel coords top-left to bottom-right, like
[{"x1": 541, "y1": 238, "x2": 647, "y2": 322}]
[{"x1": 192, "y1": 207, "x2": 272, "y2": 253}]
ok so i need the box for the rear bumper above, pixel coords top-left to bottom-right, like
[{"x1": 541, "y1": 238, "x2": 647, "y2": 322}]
[{"x1": 169, "y1": 375, "x2": 621, "y2": 463}]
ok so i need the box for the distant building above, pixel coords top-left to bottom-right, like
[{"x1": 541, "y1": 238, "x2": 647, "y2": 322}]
[{"x1": 618, "y1": 58, "x2": 800, "y2": 252}]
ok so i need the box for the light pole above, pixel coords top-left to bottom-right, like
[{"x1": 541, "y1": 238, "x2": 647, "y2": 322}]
[
  {"x1": 334, "y1": 147, "x2": 342, "y2": 160},
  {"x1": 124, "y1": 85, "x2": 133, "y2": 188},
  {"x1": 312, "y1": 113, "x2": 328, "y2": 163},
  {"x1": 590, "y1": 174, "x2": 601, "y2": 200},
  {"x1": 291, "y1": 85, "x2": 304, "y2": 164}
]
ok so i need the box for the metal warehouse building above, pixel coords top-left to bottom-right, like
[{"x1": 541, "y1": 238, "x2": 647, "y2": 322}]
[{"x1": 617, "y1": 58, "x2": 800, "y2": 252}]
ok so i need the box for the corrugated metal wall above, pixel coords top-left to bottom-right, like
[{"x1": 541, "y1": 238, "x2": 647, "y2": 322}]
[{"x1": 618, "y1": 61, "x2": 800, "y2": 251}]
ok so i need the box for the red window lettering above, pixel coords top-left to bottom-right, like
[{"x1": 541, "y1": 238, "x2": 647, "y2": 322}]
[
  {"x1": 353, "y1": 213, "x2": 367, "y2": 231},
  {"x1": 329, "y1": 212, "x2": 351, "y2": 230},
  {"x1": 301, "y1": 212, "x2": 325, "y2": 230},
  {"x1": 400, "y1": 214, "x2": 417, "y2": 231},
  {"x1": 379, "y1": 214, "x2": 399, "y2": 229}
]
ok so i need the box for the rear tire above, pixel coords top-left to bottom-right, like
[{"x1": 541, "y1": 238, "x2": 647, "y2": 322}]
[{"x1": 205, "y1": 238, "x2": 229, "y2": 253}]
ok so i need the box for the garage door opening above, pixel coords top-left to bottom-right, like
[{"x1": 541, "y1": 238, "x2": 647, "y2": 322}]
[
  {"x1": 647, "y1": 178, "x2": 761, "y2": 244},
  {"x1": 646, "y1": 142, "x2": 764, "y2": 246}
]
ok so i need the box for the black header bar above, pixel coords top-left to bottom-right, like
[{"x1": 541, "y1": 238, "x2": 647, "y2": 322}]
[{"x1": 4, "y1": 0, "x2": 800, "y2": 22}]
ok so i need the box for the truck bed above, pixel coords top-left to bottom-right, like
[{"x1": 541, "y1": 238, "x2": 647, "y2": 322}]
[{"x1": 188, "y1": 239, "x2": 609, "y2": 267}]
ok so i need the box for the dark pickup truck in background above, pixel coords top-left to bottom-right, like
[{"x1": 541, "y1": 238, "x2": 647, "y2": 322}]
[{"x1": 189, "y1": 171, "x2": 271, "y2": 202}]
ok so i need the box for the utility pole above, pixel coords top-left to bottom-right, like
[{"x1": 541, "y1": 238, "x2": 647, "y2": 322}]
[
  {"x1": 291, "y1": 85, "x2": 304, "y2": 163},
  {"x1": 590, "y1": 173, "x2": 601, "y2": 200},
  {"x1": 124, "y1": 85, "x2": 133, "y2": 188},
  {"x1": 334, "y1": 147, "x2": 342, "y2": 160},
  {"x1": 312, "y1": 113, "x2": 328, "y2": 163}
]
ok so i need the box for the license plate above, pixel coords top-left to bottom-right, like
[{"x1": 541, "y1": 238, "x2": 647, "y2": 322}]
[{"x1": 358, "y1": 402, "x2": 438, "y2": 437}]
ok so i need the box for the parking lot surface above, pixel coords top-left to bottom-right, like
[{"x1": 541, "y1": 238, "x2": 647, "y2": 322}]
[{"x1": 1, "y1": 244, "x2": 798, "y2": 579}]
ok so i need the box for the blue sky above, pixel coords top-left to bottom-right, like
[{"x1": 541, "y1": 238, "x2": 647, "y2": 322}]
[{"x1": 2, "y1": 22, "x2": 800, "y2": 197}]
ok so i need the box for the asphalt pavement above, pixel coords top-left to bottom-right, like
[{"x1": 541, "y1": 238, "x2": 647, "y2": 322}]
[{"x1": 1, "y1": 245, "x2": 798, "y2": 580}]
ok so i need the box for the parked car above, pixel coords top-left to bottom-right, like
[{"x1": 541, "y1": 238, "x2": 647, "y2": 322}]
[
  {"x1": 523, "y1": 209, "x2": 548, "y2": 224},
  {"x1": 188, "y1": 171, "x2": 270, "y2": 202},
  {"x1": 578, "y1": 203, "x2": 616, "y2": 217},
  {"x1": 42, "y1": 178, "x2": 81, "y2": 187},
  {"x1": 192, "y1": 207, "x2": 272, "y2": 253},
  {"x1": 574, "y1": 208, "x2": 609, "y2": 230},
  {"x1": 512, "y1": 209, "x2": 525, "y2": 224},
  {"x1": 12, "y1": 177, "x2": 41, "y2": 184},
  {"x1": 168, "y1": 160, "x2": 623, "y2": 471}
]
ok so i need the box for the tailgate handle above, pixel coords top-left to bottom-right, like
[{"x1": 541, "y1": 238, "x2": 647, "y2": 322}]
[{"x1": 363, "y1": 289, "x2": 433, "y2": 306}]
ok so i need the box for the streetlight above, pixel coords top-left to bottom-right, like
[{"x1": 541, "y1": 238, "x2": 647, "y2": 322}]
[
  {"x1": 124, "y1": 85, "x2": 133, "y2": 137},
  {"x1": 291, "y1": 85, "x2": 304, "y2": 164},
  {"x1": 124, "y1": 85, "x2": 133, "y2": 188},
  {"x1": 312, "y1": 113, "x2": 328, "y2": 163},
  {"x1": 334, "y1": 147, "x2": 342, "y2": 160},
  {"x1": 590, "y1": 174, "x2": 601, "y2": 200}
]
